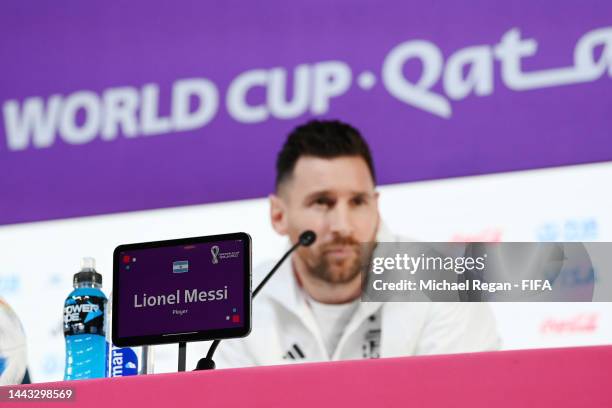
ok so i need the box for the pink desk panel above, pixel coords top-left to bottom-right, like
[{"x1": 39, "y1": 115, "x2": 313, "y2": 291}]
[{"x1": 2, "y1": 345, "x2": 611, "y2": 407}]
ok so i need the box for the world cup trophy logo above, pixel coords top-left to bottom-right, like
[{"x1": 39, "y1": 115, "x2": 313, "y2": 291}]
[{"x1": 211, "y1": 245, "x2": 220, "y2": 264}]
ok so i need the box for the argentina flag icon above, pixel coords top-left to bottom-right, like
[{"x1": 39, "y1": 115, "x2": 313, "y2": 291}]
[{"x1": 172, "y1": 260, "x2": 189, "y2": 274}]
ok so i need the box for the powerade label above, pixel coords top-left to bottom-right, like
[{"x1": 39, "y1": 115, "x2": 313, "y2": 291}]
[
  {"x1": 109, "y1": 347, "x2": 139, "y2": 377},
  {"x1": 63, "y1": 294, "x2": 106, "y2": 336}
]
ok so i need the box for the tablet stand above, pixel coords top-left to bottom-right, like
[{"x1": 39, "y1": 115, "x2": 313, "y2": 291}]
[{"x1": 178, "y1": 342, "x2": 187, "y2": 371}]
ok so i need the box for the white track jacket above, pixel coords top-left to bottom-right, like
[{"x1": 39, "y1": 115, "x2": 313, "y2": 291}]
[{"x1": 215, "y1": 226, "x2": 500, "y2": 368}]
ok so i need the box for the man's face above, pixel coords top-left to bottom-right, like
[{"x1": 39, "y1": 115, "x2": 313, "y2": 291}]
[{"x1": 270, "y1": 155, "x2": 379, "y2": 284}]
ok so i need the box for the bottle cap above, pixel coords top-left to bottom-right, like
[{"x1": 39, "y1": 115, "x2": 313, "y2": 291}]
[
  {"x1": 73, "y1": 257, "x2": 103, "y2": 287},
  {"x1": 80, "y1": 257, "x2": 96, "y2": 270}
]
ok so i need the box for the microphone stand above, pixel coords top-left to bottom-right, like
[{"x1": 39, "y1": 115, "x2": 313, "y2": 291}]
[{"x1": 194, "y1": 231, "x2": 316, "y2": 371}]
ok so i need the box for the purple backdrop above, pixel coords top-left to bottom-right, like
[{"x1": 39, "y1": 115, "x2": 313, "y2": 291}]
[{"x1": 1, "y1": 1, "x2": 611, "y2": 225}]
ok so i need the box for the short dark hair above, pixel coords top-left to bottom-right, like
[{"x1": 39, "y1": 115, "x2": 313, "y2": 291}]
[{"x1": 275, "y1": 120, "x2": 376, "y2": 190}]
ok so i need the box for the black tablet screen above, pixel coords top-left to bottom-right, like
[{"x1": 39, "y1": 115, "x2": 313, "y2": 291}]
[{"x1": 113, "y1": 233, "x2": 250, "y2": 346}]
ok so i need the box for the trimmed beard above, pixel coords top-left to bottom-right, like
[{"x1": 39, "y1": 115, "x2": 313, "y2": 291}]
[{"x1": 308, "y1": 241, "x2": 376, "y2": 284}]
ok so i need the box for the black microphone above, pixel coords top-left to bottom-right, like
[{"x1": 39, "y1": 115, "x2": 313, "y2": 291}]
[
  {"x1": 195, "y1": 230, "x2": 317, "y2": 371},
  {"x1": 253, "y1": 230, "x2": 316, "y2": 297},
  {"x1": 298, "y1": 230, "x2": 316, "y2": 246}
]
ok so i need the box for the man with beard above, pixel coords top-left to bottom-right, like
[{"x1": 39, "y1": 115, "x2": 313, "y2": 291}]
[{"x1": 215, "y1": 120, "x2": 499, "y2": 367}]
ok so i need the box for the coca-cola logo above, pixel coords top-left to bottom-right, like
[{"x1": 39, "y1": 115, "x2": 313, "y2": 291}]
[{"x1": 540, "y1": 313, "x2": 599, "y2": 334}]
